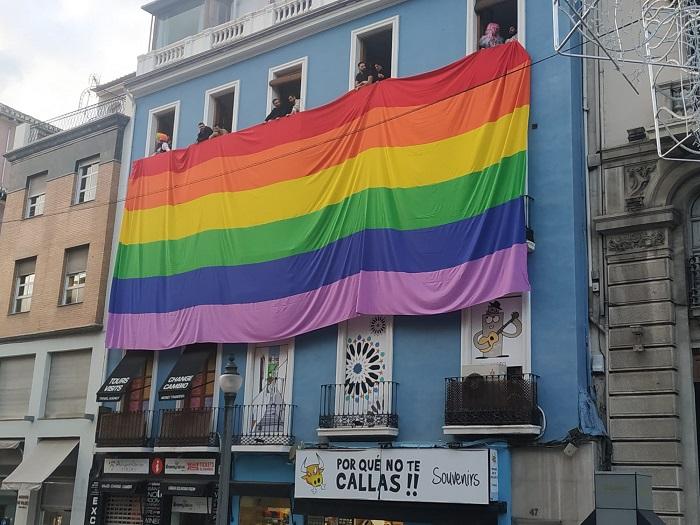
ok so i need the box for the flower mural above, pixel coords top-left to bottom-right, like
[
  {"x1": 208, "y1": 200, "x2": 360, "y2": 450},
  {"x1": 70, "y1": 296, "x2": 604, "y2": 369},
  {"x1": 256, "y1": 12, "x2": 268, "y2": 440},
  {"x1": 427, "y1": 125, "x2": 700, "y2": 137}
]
[
  {"x1": 344, "y1": 334, "x2": 385, "y2": 399},
  {"x1": 369, "y1": 316, "x2": 387, "y2": 335}
]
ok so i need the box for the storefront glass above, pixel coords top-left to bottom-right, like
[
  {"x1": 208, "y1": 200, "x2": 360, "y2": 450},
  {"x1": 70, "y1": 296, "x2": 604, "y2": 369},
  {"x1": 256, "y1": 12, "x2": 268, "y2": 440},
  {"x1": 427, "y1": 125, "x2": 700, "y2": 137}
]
[
  {"x1": 239, "y1": 496, "x2": 290, "y2": 525},
  {"x1": 40, "y1": 482, "x2": 74, "y2": 525}
]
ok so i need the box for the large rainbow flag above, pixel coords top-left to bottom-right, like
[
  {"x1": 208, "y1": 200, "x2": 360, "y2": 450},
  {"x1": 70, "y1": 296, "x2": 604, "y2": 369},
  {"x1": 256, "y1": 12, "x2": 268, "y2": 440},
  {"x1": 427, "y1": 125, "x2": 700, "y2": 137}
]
[{"x1": 107, "y1": 42, "x2": 531, "y2": 350}]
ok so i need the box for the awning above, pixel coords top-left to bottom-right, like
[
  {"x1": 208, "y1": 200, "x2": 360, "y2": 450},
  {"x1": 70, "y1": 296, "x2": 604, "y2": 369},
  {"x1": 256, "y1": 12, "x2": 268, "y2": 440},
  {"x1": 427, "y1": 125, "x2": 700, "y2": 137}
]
[
  {"x1": 97, "y1": 350, "x2": 150, "y2": 402},
  {"x1": 1, "y1": 439, "x2": 78, "y2": 492},
  {"x1": 0, "y1": 441, "x2": 21, "y2": 450},
  {"x1": 158, "y1": 344, "x2": 214, "y2": 401}
]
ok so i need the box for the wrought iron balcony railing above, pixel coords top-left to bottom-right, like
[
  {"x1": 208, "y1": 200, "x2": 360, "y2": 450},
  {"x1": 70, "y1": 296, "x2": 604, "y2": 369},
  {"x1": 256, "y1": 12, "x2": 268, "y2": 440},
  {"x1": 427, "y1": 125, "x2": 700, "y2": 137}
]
[
  {"x1": 444, "y1": 374, "x2": 539, "y2": 426},
  {"x1": 27, "y1": 96, "x2": 127, "y2": 145},
  {"x1": 231, "y1": 404, "x2": 295, "y2": 446},
  {"x1": 319, "y1": 382, "x2": 398, "y2": 430},
  {"x1": 95, "y1": 409, "x2": 151, "y2": 447},
  {"x1": 156, "y1": 407, "x2": 218, "y2": 447},
  {"x1": 689, "y1": 255, "x2": 700, "y2": 310}
]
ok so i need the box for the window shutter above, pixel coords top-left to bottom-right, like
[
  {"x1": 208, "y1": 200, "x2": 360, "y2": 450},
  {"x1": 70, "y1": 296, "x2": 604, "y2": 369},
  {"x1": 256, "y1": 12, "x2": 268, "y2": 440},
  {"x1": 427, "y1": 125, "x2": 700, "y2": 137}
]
[
  {"x1": 16, "y1": 258, "x2": 36, "y2": 277},
  {"x1": 65, "y1": 245, "x2": 89, "y2": 274},
  {"x1": 0, "y1": 355, "x2": 35, "y2": 419},
  {"x1": 27, "y1": 173, "x2": 47, "y2": 197},
  {"x1": 44, "y1": 349, "x2": 91, "y2": 418}
]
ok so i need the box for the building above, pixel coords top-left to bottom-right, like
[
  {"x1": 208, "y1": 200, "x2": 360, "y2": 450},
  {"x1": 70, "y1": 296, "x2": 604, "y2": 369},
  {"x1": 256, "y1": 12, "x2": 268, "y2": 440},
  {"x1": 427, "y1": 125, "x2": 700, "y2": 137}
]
[
  {"x1": 90, "y1": 1, "x2": 598, "y2": 524},
  {"x1": 581, "y1": 2, "x2": 700, "y2": 523},
  {"x1": 0, "y1": 95, "x2": 132, "y2": 525}
]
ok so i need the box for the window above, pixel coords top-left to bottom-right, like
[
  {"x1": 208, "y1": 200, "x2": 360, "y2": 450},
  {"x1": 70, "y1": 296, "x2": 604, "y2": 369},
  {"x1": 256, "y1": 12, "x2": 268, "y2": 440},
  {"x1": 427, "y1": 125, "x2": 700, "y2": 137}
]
[
  {"x1": 75, "y1": 158, "x2": 99, "y2": 204},
  {"x1": 349, "y1": 17, "x2": 399, "y2": 90},
  {"x1": 26, "y1": 173, "x2": 46, "y2": 218},
  {"x1": 184, "y1": 351, "x2": 217, "y2": 409},
  {"x1": 12, "y1": 258, "x2": 36, "y2": 314},
  {"x1": 204, "y1": 80, "x2": 240, "y2": 132},
  {"x1": 153, "y1": 0, "x2": 204, "y2": 49},
  {"x1": 124, "y1": 353, "x2": 154, "y2": 413},
  {"x1": 62, "y1": 245, "x2": 88, "y2": 305},
  {"x1": 0, "y1": 355, "x2": 35, "y2": 419},
  {"x1": 470, "y1": 0, "x2": 523, "y2": 53},
  {"x1": 145, "y1": 102, "x2": 180, "y2": 156},
  {"x1": 267, "y1": 58, "x2": 308, "y2": 116},
  {"x1": 689, "y1": 193, "x2": 700, "y2": 253},
  {"x1": 44, "y1": 349, "x2": 92, "y2": 418}
]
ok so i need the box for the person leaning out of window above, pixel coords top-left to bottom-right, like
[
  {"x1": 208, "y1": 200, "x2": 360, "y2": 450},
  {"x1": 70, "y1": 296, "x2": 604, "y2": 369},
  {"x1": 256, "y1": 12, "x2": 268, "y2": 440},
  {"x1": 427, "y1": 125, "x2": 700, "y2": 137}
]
[{"x1": 354, "y1": 61, "x2": 374, "y2": 89}]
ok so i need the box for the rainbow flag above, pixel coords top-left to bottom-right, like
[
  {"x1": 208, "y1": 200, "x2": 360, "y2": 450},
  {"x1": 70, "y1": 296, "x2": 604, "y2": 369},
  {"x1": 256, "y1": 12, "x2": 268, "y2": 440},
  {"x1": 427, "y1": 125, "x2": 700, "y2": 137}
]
[{"x1": 107, "y1": 42, "x2": 531, "y2": 350}]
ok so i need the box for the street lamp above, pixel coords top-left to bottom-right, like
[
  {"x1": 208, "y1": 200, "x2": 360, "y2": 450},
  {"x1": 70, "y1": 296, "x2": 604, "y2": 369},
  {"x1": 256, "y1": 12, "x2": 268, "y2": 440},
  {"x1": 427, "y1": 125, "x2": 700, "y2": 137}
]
[{"x1": 216, "y1": 355, "x2": 243, "y2": 525}]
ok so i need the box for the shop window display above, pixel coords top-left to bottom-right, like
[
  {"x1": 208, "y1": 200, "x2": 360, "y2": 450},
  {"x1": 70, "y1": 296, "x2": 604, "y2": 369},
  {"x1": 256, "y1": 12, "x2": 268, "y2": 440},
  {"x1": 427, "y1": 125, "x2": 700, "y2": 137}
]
[{"x1": 239, "y1": 497, "x2": 290, "y2": 525}]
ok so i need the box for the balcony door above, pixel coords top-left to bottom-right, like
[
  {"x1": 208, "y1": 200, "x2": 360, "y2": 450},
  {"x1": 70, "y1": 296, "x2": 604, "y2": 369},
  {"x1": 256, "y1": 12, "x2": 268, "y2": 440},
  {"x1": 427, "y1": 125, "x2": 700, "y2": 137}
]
[
  {"x1": 335, "y1": 316, "x2": 393, "y2": 425},
  {"x1": 184, "y1": 353, "x2": 217, "y2": 409},
  {"x1": 244, "y1": 342, "x2": 293, "y2": 437}
]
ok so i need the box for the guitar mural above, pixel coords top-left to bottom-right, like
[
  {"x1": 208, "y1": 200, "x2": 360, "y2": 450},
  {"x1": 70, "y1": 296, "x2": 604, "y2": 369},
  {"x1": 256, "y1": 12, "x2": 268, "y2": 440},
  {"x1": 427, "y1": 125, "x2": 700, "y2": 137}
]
[{"x1": 472, "y1": 300, "x2": 523, "y2": 359}]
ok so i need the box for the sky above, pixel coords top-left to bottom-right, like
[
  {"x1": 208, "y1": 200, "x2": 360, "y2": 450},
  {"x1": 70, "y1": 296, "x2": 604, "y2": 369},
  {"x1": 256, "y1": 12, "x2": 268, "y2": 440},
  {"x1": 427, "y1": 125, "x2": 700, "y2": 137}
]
[{"x1": 0, "y1": 0, "x2": 152, "y2": 121}]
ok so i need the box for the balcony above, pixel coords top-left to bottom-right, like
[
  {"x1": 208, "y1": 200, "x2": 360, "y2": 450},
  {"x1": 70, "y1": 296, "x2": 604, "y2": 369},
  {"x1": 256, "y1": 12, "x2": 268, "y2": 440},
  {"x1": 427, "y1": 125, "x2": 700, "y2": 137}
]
[
  {"x1": 318, "y1": 382, "x2": 398, "y2": 439},
  {"x1": 95, "y1": 409, "x2": 151, "y2": 448},
  {"x1": 156, "y1": 407, "x2": 218, "y2": 448},
  {"x1": 231, "y1": 404, "x2": 295, "y2": 450},
  {"x1": 137, "y1": 0, "x2": 338, "y2": 75},
  {"x1": 443, "y1": 374, "x2": 541, "y2": 436}
]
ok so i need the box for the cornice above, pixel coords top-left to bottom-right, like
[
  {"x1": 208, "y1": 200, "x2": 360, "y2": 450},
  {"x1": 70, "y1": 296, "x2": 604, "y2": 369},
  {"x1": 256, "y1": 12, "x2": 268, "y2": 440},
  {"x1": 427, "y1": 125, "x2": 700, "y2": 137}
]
[{"x1": 127, "y1": 0, "x2": 408, "y2": 97}]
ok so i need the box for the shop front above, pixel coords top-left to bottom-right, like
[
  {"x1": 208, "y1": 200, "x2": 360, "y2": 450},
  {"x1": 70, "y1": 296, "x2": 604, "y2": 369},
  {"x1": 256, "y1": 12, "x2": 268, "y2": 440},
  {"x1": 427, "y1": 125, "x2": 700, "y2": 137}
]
[
  {"x1": 0, "y1": 442, "x2": 22, "y2": 525},
  {"x1": 293, "y1": 448, "x2": 505, "y2": 525},
  {"x1": 86, "y1": 454, "x2": 219, "y2": 525}
]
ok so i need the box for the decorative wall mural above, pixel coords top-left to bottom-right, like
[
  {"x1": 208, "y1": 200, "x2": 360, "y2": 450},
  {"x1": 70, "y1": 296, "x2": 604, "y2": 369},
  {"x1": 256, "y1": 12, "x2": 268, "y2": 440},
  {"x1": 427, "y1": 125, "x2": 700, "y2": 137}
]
[
  {"x1": 345, "y1": 333, "x2": 386, "y2": 400},
  {"x1": 467, "y1": 296, "x2": 526, "y2": 368}
]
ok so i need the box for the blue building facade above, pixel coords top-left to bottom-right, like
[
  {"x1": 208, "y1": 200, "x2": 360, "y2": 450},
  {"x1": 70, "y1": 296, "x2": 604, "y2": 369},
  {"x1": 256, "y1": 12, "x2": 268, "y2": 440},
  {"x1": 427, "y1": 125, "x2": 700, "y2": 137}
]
[{"x1": 90, "y1": 1, "x2": 598, "y2": 524}]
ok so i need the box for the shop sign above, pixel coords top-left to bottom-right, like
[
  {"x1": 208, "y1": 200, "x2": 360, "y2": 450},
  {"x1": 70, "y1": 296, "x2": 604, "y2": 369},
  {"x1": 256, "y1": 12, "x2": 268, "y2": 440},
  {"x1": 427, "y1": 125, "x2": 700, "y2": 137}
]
[
  {"x1": 294, "y1": 448, "x2": 490, "y2": 505},
  {"x1": 489, "y1": 449, "x2": 499, "y2": 501},
  {"x1": 104, "y1": 458, "x2": 149, "y2": 475},
  {"x1": 151, "y1": 457, "x2": 164, "y2": 475},
  {"x1": 172, "y1": 496, "x2": 210, "y2": 514},
  {"x1": 165, "y1": 458, "x2": 216, "y2": 476},
  {"x1": 144, "y1": 481, "x2": 162, "y2": 525}
]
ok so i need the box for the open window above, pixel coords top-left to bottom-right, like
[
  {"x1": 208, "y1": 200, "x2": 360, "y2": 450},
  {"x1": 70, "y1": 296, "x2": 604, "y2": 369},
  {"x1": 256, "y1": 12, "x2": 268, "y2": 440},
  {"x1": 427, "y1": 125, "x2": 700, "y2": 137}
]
[
  {"x1": 349, "y1": 16, "x2": 399, "y2": 90},
  {"x1": 145, "y1": 102, "x2": 180, "y2": 156},
  {"x1": 267, "y1": 58, "x2": 307, "y2": 116},
  {"x1": 204, "y1": 80, "x2": 239, "y2": 132},
  {"x1": 470, "y1": 0, "x2": 522, "y2": 53}
]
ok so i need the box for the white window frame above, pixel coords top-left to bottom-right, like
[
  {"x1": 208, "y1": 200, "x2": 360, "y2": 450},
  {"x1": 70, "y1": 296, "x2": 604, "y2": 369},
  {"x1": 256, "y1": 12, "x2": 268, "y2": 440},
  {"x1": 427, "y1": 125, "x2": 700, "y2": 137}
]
[
  {"x1": 335, "y1": 316, "x2": 394, "y2": 384},
  {"x1": 348, "y1": 16, "x2": 400, "y2": 92},
  {"x1": 26, "y1": 193, "x2": 45, "y2": 218},
  {"x1": 74, "y1": 158, "x2": 99, "y2": 204},
  {"x1": 62, "y1": 271, "x2": 86, "y2": 305},
  {"x1": 266, "y1": 57, "x2": 308, "y2": 116},
  {"x1": 144, "y1": 101, "x2": 181, "y2": 156},
  {"x1": 203, "y1": 80, "x2": 241, "y2": 132},
  {"x1": 13, "y1": 271, "x2": 35, "y2": 314},
  {"x1": 460, "y1": 292, "x2": 531, "y2": 373},
  {"x1": 244, "y1": 340, "x2": 295, "y2": 406},
  {"x1": 466, "y1": 0, "x2": 526, "y2": 55}
]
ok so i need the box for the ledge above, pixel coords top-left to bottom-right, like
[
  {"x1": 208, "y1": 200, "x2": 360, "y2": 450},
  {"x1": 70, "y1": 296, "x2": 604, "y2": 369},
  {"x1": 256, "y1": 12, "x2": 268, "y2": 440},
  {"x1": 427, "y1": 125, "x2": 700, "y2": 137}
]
[
  {"x1": 0, "y1": 323, "x2": 103, "y2": 344},
  {"x1": 442, "y1": 424, "x2": 541, "y2": 436},
  {"x1": 317, "y1": 427, "x2": 399, "y2": 438},
  {"x1": 231, "y1": 445, "x2": 292, "y2": 453},
  {"x1": 95, "y1": 446, "x2": 154, "y2": 453},
  {"x1": 153, "y1": 446, "x2": 219, "y2": 453},
  {"x1": 594, "y1": 205, "x2": 679, "y2": 235}
]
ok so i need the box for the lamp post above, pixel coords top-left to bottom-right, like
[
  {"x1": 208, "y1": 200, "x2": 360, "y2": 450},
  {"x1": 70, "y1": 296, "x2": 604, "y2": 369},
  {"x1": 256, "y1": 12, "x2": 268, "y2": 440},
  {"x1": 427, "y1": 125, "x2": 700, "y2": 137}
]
[{"x1": 217, "y1": 356, "x2": 242, "y2": 525}]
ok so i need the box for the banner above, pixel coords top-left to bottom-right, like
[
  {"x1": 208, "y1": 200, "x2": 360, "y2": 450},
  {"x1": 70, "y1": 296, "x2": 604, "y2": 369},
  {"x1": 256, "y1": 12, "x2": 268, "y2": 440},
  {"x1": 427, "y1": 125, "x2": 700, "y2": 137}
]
[
  {"x1": 294, "y1": 448, "x2": 491, "y2": 505},
  {"x1": 107, "y1": 42, "x2": 531, "y2": 349}
]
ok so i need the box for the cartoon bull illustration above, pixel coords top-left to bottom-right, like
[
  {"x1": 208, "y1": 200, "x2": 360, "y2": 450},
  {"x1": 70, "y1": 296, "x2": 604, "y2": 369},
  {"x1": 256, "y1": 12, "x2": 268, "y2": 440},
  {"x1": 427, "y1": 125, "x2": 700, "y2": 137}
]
[{"x1": 300, "y1": 453, "x2": 325, "y2": 492}]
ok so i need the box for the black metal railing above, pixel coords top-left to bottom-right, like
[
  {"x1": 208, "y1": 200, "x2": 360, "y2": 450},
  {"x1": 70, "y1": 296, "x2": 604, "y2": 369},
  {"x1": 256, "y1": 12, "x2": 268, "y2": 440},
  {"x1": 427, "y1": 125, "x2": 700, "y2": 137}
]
[
  {"x1": 157, "y1": 407, "x2": 218, "y2": 447},
  {"x1": 319, "y1": 382, "x2": 398, "y2": 429},
  {"x1": 524, "y1": 195, "x2": 534, "y2": 244},
  {"x1": 444, "y1": 374, "x2": 539, "y2": 426},
  {"x1": 28, "y1": 95, "x2": 127, "y2": 144},
  {"x1": 95, "y1": 409, "x2": 151, "y2": 447},
  {"x1": 231, "y1": 404, "x2": 295, "y2": 446},
  {"x1": 689, "y1": 255, "x2": 700, "y2": 309}
]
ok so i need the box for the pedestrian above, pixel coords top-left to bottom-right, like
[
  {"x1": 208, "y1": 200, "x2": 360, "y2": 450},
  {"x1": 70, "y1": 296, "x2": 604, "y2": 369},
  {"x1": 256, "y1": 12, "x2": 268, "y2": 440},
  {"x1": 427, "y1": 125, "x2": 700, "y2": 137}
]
[
  {"x1": 287, "y1": 94, "x2": 301, "y2": 114},
  {"x1": 154, "y1": 132, "x2": 171, "y2": 155},
  {"x1": 196, "y1": 122, "x2": 213, "y2": 143},
  {"x1": 265, "y1": 98, "x2": 287, "y2": 122},
  {"x1": 479, "y1": 22, "x2": 504, "y2": 49},
  {"x1": 373, "y1": 63, "x2": 389, "y2": 81},
  {"x1": 354, "y1": 61, "x2": 374, "y2": 89}
]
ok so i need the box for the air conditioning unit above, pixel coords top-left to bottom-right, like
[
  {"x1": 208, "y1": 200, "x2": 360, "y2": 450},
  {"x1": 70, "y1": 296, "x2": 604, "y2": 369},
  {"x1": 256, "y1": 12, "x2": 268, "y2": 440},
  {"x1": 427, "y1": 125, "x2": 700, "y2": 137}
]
[{"x1": 461, "y1": 363, "x2": 507, "y2": 378}]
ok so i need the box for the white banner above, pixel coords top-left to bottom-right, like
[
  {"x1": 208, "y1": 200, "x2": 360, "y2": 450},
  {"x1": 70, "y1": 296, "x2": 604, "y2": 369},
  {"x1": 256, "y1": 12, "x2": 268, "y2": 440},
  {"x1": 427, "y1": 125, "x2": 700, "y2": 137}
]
[
  {"x1": 294, "y1": 448, "x2": 490, "y2": 505},
  {"x1": 104, "y1": 458, "x2": 149, "y2": 475},
  {"x1": 164, "y1": 458, "x2": 216, "y2": 476}
]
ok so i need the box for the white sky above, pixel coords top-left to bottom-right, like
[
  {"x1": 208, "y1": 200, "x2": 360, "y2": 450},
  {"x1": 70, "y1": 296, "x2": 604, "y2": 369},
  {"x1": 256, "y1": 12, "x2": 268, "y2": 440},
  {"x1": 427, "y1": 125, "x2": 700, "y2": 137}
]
[{"x1": 0, "y1": 0, "x2": 152, "y2": 121}]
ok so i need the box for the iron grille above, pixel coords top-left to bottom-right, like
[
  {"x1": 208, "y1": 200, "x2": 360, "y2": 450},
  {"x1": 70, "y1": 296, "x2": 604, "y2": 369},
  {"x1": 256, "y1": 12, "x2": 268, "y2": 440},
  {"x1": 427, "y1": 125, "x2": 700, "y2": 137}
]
[
  {"x1": 444, "y1": 374, "x2": 539, "y2": 426},
  {"x1": 319, "y1": 382, "x2": 398, "y2": 429},
  {"x1": 156, "y1": 407, "x2": 218, "y2": 447},
  {"x1": 95, "y1": 409, "x2": 151, "y2": 447},
  {"x1": 231, "y1": 404, "x2": 295, "y2": 446}
]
